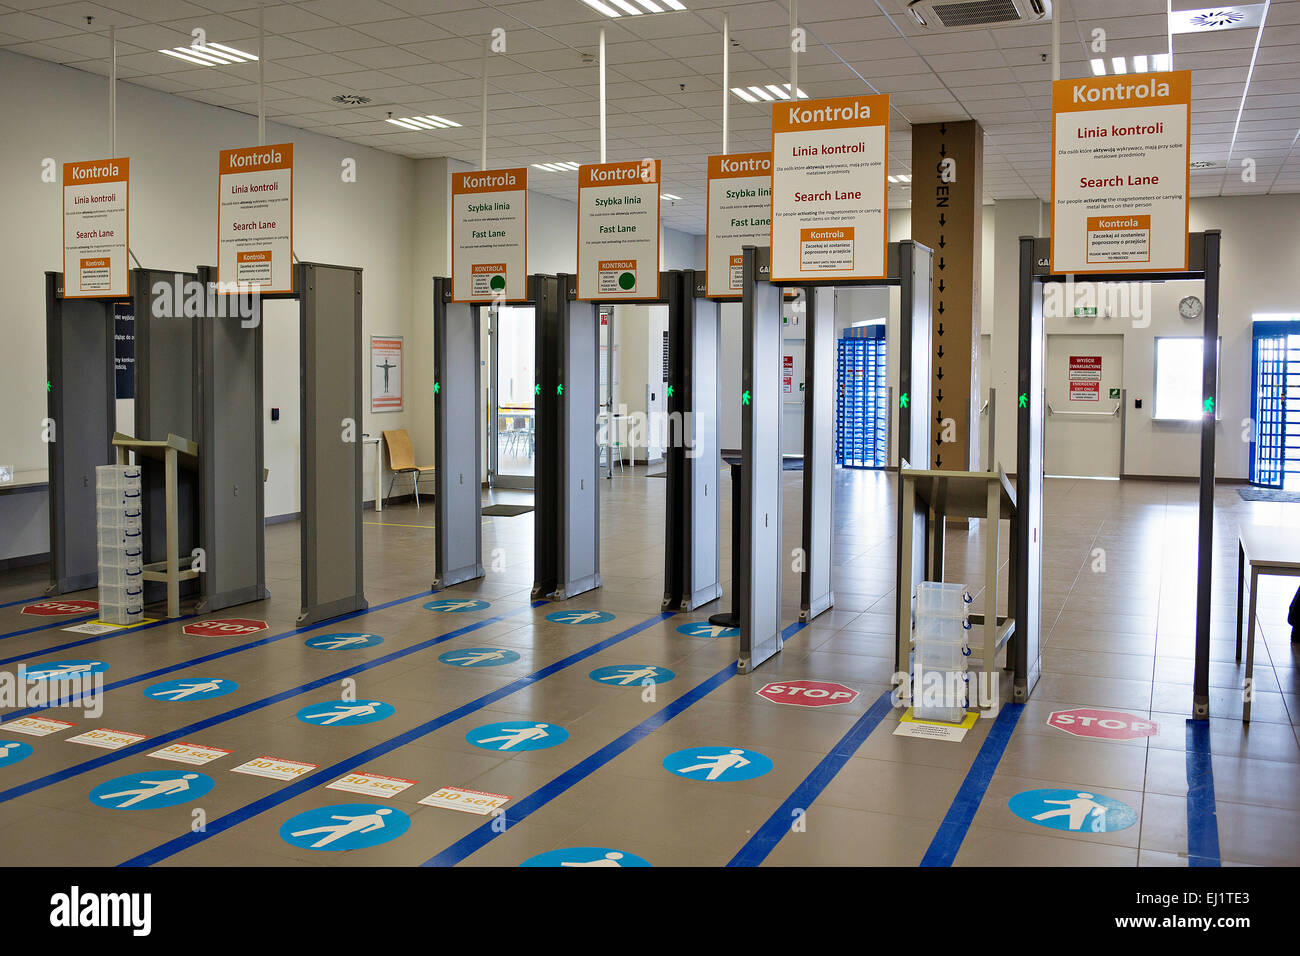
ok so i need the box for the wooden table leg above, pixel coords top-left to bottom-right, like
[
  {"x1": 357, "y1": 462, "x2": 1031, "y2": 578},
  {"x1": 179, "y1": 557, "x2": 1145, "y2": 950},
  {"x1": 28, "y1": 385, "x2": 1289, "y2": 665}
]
[
  {"x1": 1244, "y1": 567, "x2": 1258, "y2": 723},
  {"x1": 1236, "y1": 541, "x2": 1244, "y2": 661},
  {"x1": 165, "y1": 447, "x2": 179, "y2": 620}
]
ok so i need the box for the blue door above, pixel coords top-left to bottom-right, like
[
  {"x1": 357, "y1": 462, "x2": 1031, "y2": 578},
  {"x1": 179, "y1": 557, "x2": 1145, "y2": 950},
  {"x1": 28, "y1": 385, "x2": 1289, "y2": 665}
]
[
  {"x1": 837, "y1": 325, "x2": 888, "y2": 469},
  {"x1": 1251, "y1": 320, "x2": 1300, "y2": 489}
]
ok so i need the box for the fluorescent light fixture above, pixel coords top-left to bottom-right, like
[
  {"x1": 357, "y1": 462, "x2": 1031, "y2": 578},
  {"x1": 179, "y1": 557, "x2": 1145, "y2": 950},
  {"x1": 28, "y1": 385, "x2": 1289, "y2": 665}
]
[
  {"x1": 896, "y1": 174, "x2": 911, "y2": 182},
  {"x1": 1111, "y1": 56, "x2": 1127, "y2": 73},
  {"x1": 731, "y1": 87, "x2": 757, "y2": 103},
  {"x1": 663, "y1": 0, "x2": 686, "y2": 8},
  {"x1": 748, "y1": 85, "x2": 775, "y2": 101},
  {"x1": 766, "y1": 83, "x2": 789, "y2": 99},
  {"x1": 1089, "y1": 58, "x2": 1106, "y2": 76},
  {"x1": 1132, "y1": 54, "x2": 1148, "y2": 72},
  {"x1": 532, "y1": 162, "x2": 580, "y2": 172},
  {"x1": 887, "y1": 175, "x2": 899, "y2": 183},
  {"x1": 608, "y1": 0, "x2": 644, "y2": 14},
  {"x1": 1170, "y1": 5, "x2": 1265, "y2": 33},
  {"x1": 661, "y1": 193, "x2": 682, "y2": 200},
  {"x1": 1090, "y1": 53, "x2": 1173, "y2": 75},
  {"x1": 579, "y1": 0, "x2": 623, "y2": 16},
  {"x1": 387, "y1": 114, "x2": 462, "y2": 131},
  {"x1": 158, "y1": 42, "x2": 257, "y2": 66},
  {"x1": 634, "y1": 0, "x2": 664, "y2": 10},
  {"x1": 1152, "y1": 52, "x2": 1171, "y2": 71}
]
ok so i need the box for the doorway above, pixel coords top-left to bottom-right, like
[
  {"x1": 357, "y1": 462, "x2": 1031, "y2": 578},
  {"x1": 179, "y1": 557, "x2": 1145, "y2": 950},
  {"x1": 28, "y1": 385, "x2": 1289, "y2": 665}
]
[
  {"x1": 1251, "y1": 318, "x2": 1300, "y2": 490},
  {"x1": 487, "y1": 304, "x2": 536, "y2": 490},
  {"x1": 836, "y1": 324, "x2": 888, "y2": 469},
  {"x1": 1044, "y1": 333, "x2": 1124, "y2": 478}
]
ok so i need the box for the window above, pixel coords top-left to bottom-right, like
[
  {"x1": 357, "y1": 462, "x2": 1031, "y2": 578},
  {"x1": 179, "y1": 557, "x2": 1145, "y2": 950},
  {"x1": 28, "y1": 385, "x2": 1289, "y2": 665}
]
[{"x1": 1153, "y1": 336, "x2": 1220, "y2": 421}]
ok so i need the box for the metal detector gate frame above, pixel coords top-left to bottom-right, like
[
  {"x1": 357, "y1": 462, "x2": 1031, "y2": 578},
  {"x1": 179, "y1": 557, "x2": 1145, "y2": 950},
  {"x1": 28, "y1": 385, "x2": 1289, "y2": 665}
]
[
  {"x1": 1020, "y1": 231, "x2": 1221, "y2": 715},
  {"x1": 44, "y1": 272, "x2": 120, "y2": 593},
  {"x1": 663, "y1": 269, "x2": 723, "y2": 611},
  {"x1": 738, "y1": 242, "x2": 933, "y2": 673}
]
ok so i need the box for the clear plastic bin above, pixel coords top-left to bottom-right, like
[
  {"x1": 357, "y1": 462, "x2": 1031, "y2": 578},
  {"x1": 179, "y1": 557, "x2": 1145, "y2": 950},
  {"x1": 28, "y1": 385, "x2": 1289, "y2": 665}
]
[
  {"x1": 98, "y1": 527, "x2": 143, "y2": 549},
  {"x1": 914, "y1": 615, "x2": 972, "y2": 645},
  {"x1": 914, "y1": 581, "x2": 973, "y2": 618},
  {"x1": 97, "y1": 510, "x2": 142, "y2": 530},
  {"x1": 913, "y1": 702, "x2": 968, "y2": 723},
  {"x1": 915, "y1": 641, "x2": 971, "y2": 670},
  {"x1": 911, "y1": 666, "x2": 968, "y2": 724},
  {"x1": 98, "y1": 566, "x2": 143, "y2": 587},
  {"x1": 99, "y1": 548, "x2": 143, "y2": 569},
  {"x1": 100, "y1": 605, "x2": 144, "y2": 626}
]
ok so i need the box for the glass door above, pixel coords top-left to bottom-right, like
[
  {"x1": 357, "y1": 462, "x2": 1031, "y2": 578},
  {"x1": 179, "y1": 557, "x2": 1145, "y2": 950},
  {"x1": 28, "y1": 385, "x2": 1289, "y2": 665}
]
[{"x1": 491, "y1": 305, "x2": 536, "y2": 490}]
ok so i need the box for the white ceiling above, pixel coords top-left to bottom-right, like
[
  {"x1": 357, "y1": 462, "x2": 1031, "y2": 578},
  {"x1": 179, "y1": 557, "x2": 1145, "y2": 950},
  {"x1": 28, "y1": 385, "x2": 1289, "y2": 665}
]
[{"x1": 2, "y1": 0, "x2": 1298, "y2": 233}]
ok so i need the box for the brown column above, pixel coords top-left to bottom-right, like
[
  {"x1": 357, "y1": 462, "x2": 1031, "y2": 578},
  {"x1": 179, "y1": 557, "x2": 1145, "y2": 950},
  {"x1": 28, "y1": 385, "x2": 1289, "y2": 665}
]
[{"x1": 909, "y1": 120, "x2": 983, "y2": 470}]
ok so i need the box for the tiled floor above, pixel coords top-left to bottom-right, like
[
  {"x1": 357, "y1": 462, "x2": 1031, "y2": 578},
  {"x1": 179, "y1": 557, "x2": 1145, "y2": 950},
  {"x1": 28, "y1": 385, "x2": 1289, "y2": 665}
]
[{"x1": 0, "y1": 470, "x2": 1296, "y2": 867}]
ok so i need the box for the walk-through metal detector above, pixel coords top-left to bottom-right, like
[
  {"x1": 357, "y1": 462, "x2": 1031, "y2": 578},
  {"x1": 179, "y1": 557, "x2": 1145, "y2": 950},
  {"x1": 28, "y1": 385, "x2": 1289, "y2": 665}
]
[
  {"x1": 44, "y1": 273, "x2": 123, "y2": 593},
  {"x1": 1019, "y1": 231, "x2": 1221, "y2": 713},
  {"x1": 197, "y1": 261, "x2": 365, "y2": 625},
  {"x1": 738, "y1": 242, "x2": 933, "y2": 672},
  {"x1": 431, "y1": 276, "x2": 489, "y2": 588},
  {"x1": 662, "y1": 269, "x2": 723, "y2": 611}
]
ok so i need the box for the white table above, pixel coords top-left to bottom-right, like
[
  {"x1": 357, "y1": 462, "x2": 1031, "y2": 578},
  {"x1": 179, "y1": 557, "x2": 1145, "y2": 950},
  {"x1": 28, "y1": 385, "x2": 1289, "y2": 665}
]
[{"x1": 1236, "y1": 523, "x2": 1300, "y2": 722}]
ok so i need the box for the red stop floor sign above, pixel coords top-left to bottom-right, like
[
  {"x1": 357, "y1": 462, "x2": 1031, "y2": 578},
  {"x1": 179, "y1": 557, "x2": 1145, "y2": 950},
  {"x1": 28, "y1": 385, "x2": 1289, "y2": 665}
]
[
  {"x1": 1047, "y1": 708, "x2": 1158, "y2": 740},
  {"x1": 758, "y1": 680, "x2": 859, "y2": 707},
  {"x1": 182, "y1": 618, "x2": 268, "y2": 637},
  {"x1": 21, "y1": 599, "x2": 98, "y2": 616}
]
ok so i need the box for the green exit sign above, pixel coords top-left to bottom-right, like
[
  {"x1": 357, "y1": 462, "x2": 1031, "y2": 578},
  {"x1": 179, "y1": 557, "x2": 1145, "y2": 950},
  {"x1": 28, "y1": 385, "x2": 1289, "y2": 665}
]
[
  {"x1": 1108, "y1": 387, "x2": 1120, "y2": 399},
  {"x1": 1074, "y1": 307, "x2": 1098, "y2": 316}
]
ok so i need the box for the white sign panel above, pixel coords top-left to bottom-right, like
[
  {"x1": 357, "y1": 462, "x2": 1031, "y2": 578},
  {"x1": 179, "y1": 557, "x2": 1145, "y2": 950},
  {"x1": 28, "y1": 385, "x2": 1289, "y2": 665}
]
[
  {"x1": 577, "y1": 160, "x2": 660, "y2": 301},
  {"x1": 67, "y1": 728, "x2": 148, "y2": 750},
  {"x1": 419, "y1": 786, "x2": 511, "y2": 815},
  {"x1": 149, "y1": 742, "x2": 233, "y2": 765},
  {"x1": 326, "y1": 771, "x2": 417, "y2": 798},
  {"x1": 63, "y1": 158, "x2": 129, "y2": 299},
  {"x1": 706, "y1": 152, "x2": 772, "y2": 298},
  {"x1": 452, "y1": 167, "x2": 527, "y2": 303},
  {"x1": 0, "y1": 716, "x2": 76, "y2": 737},
  {"x1": 770, "y1": 94, "x2": 889, "y2": 282},
  {"x1": 218, "y1": 143, "x2": 294, "y2": 293},
  {"x1": 370, "y1": 335, "x2": 403, "y2": 413},
  {"x1": 231, "y1": 755, "x2": 318, "y2": 781},
  {"x1": 1051, "y1": 72, "x2": 1191, "y2": 274}
]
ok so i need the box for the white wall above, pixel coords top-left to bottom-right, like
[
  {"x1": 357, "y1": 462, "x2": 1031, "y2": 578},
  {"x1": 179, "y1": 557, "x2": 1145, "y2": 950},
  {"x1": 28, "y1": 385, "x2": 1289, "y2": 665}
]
[{"x1": 0, "y1": 50, "x2": 420, "y2": 524}]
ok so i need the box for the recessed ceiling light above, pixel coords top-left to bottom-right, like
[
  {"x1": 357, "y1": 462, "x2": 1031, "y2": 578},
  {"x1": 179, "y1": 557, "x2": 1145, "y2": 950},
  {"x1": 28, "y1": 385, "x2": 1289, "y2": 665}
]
[
  {"x1": 1090, "y1": 58, "x2": 1106, "y2": 76},
  {"x1": 386, "y1": 114, "x2": 462, "y2": 131},
  {"x1": 1089, "y1": 54, "x2": 1171, "y2": 76},
  {"x1": 1110, "y1": 56, "x2": 1127, "y2": 74},
  {"x1": 661, "y1": 193, "x2": 682, "y2": 200},
  {"x1": 579, "y1": 0, "x2": 685, "y2": 15},
  {"x1": 158, "y1": 42, "x2": 257, "y2": 66},
  {"x1": 1170, "y1": 5, "x2": 1265, "y2": 33},
  {"x1": 532, "y1": 162, "x2": 580, "y2": 172},
  {"x1": 732, "y1": 83, "x2": 807, "y2": 102}
]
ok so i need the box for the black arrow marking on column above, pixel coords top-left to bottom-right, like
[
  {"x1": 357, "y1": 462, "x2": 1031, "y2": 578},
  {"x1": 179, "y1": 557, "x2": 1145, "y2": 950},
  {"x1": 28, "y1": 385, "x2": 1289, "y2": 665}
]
[
  {"x1": 936, "y1": 453, "x2": 943, "y2": 467},
  {"x1": 936, "y1": 434, "x2": 944, "y2": 447},
  {"x1": 937, "y1": 366, "x2": 944, "y2": 381},
  {"x1": 938, "y1": 257, "x2": 945, "y2": 271},
  {"x1": 940, "y1": 123, "x2": 947, "y2": 135},
  {"x1": 939, "y1": 213, "x2": 947, "y2": 227},
  {"x1": 938, "y1": 345, "x2": 945, "y2": 358},
  {"x1": 940, "y1": 144, "x2": 947, "y2": 158},
  {"x1": 938, "y1": 235, "x2": 946, "y2": 248},
  {"x1": 936, "y1": 410, "x2": 944, "y2": 424},
  {"x1": 937, "y1": 301, "x2": 945, "y2": 315},
  {"x1": 937, "y1": 322, "x2": 945, "y2": 336},
  {"x1": 937, "y1": 388, "x2": 945, "y2": 403},
  {"x1": 937, "y1": 279, "x2": 945, "y2": 293}
]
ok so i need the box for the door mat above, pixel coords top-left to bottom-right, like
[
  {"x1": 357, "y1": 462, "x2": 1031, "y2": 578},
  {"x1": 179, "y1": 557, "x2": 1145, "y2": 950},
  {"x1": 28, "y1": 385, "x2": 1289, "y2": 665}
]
[
  {"x1": 1238, "y1": 487, "x2": 1300, "y2": 503},
  {"x1": 482, "y1": 504, "x2": 534, "y2": 517}
]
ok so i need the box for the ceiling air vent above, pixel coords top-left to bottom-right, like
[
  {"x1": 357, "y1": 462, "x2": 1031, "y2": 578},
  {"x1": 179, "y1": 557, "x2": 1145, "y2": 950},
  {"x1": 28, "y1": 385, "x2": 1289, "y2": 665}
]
[
  {"x1": 331, "y1": 94, "x2": 372, "y2": 105},
  {"x1": 907, "y1": 0, "x2": 1050, "y2": 31}
]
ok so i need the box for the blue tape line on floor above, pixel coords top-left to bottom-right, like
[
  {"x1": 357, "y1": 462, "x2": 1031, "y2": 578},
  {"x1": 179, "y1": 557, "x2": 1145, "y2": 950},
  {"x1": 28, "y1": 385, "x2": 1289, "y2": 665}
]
[
  {"x1": 728, "y1": 689, "x2": 895, "y2": 867},
  {"x1": 1185, "y1": 718, "x2": 1221, "y2": 867},
  {"x1": 0, "y1": 614, "x2": 97, "y2": 642},
  {"x1": 120, "y1": 610, "x2": 672, "y2": 866},
  {"x1": 0, "y1": 589, "x2": 457, "y2": 804},
  {"x1": 422, "y1": 619, "x2": 807, "y2": 868},
  {"x1": 919, "y1": 702, "x2": 1024, "y2": 868},
  {"x1": 0, "y1": 594, "x2": 51, "y2": 610},
  {"x1": 0, "y1": 614, "x2": 198, "y2": 666},
  {"x1": 0, "y1": 590, "x2": 438, "y2": 721}
]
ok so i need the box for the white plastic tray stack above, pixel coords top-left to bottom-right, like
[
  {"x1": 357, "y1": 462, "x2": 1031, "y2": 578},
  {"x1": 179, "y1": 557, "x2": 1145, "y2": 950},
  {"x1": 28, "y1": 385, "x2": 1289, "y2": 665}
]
[
  {"x1": 912, "y1": 581, "x2": 973, "y2": 723},
  {"x1": 96, "y1": 464, "x2": 144, "y2": 626}
]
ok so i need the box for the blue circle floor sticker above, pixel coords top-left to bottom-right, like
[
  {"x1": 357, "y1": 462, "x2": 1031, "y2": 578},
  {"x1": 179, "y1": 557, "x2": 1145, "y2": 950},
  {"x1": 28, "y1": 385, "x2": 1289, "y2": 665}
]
[
  {"x1": 545, "y1": 610, "x2": 615, "y2": 626},
  {"x1": 521, "y1": 847, "x2": 651, "y2": 867},
  {"x1": 1008, "y1": 789, "x2": 1138, "y2": 833},
  {"x1": 663, "y1": 746, "x2": 772, "y2": 782},
  {"x1": 280, "y1": 804, "x2": 410, "y2": 851},
  {"x1": 305, "y1": 633, "x2": 384, "y2": 650},
  {"x1": 143, "y1": 678, "x2": 237, "y2": 702},
  {"x1": 296, "y1": 699, "x2": 395, "y2": 726},
  {"x1": 424, "y1": 599, "x2": 491, "y2": 613},
  {"x1": 0, "y1": 741, "x2": 33, "y2": 768},
  {"x1": 439, "y1": 647, "x2": 521, "y2": 667},
  {"x1": 23, "y1": 660, "x2": 110, "y2": 681},
  {"x1": 89, "y1": 771, "x2": 214, "y2": 809},
  {"x1": 676, "y1": 621, "x2": 739, "y2": 639},
  {"x1": 466, "y1": 721, "x2": 569, "y2": 752},
  {"x1": 589, "y1": 664, "x2": 675, "y2": 686}
]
